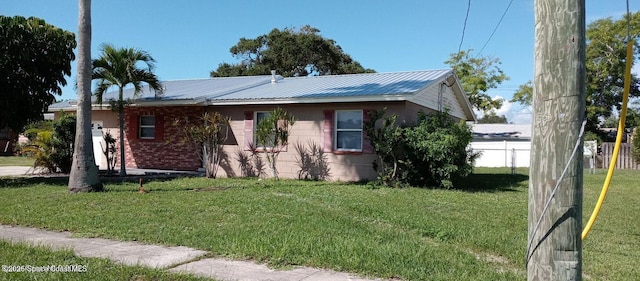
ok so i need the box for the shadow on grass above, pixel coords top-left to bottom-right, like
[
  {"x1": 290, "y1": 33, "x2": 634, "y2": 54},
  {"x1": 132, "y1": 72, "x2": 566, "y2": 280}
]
[
  {"x1": 0, "y1": 174, "x2": 199, "y2": 190},
  {"x1": 456, "y1": 173, "x2": 529, "y2": 192},
  {"x1": 0, "y1": 176, "x2": 69, "y2": 188}
]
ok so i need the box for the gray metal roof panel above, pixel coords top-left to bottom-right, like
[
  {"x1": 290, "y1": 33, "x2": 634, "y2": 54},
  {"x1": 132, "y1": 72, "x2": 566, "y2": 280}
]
[
  {"x1": 50, "y1": 70, "x2": 457, "y2": 109},
  {"x1": 210, "y1": 70, "x2": 452, "y2": 101},
  {"x1": 96, "y1": 75, "x2": 276, "y2": 102},
  {"x1": 471, "y1": 124, "x2": 532, "y2": 138}
]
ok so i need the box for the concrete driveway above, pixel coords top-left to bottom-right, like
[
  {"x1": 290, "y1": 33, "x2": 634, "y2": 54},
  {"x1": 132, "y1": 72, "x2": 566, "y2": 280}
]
[{"x1": 0, "y1": 166, "x2": 32, "y2": 177}]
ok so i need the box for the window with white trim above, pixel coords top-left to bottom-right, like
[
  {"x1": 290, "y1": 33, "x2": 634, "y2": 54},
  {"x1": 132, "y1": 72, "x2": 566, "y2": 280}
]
[
  {"x1": 139, "y1": 115, "x2": 156, "y2": 139},
  {"x1": 335, "y1": 110, "x2": 363, "y2": 151}
]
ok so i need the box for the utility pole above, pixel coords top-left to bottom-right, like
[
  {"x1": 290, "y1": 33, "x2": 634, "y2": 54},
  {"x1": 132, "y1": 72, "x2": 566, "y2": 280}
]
[{"x1": 528, "y1": 0, "x2": 585, "y2": 280}]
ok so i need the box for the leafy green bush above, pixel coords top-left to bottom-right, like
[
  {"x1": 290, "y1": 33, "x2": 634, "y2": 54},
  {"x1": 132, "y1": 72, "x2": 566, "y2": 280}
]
[
  {"x1": 255, "y1": 107, "x2": 295, "y2": 179},
  {"x1": 364, "y1": 109, "x2": 477, "y2": 189},
  {"x1": 19, "y1": 114, "x2": 76, "y2": 173},
  {"x1": 403, "y1": 111, "x2": 478, "y2": 188},
  {"x1": 50, "y1": 114, "x2": 75, "y2": 173},
  {"x1": 363, "y1": 109, "x2": 406, "y2": 187}
]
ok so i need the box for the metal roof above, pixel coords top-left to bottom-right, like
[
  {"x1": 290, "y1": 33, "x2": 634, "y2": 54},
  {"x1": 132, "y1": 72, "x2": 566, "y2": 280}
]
[
  {"x1": 49, "y1": 70, "x2": 468, "y2": 114},
  {"x1": 106, "y1": 75, "x2": 277, "y2": 102},
  {"x1": 208, "y1": 69, "x2": 453, "y2": 101},
  {"x1": 471, "y1": 124, "x2": 532, "y2": 140},
  {"x1": 48, "y1": 75, "x2": 276, "y2": 110}
]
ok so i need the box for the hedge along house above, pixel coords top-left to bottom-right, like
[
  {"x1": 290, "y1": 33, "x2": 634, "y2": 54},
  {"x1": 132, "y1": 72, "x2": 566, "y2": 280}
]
[{"x1": 50, "y1": 69, "x2": 475, "y2": 181}]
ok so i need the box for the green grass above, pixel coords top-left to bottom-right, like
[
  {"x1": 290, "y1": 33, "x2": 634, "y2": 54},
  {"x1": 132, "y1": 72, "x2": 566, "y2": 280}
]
[
  {"x1": 0, "y1": 168, "x2": 637, "y2": 280},
  {"x1": 582, "y1": 169, "x2": 640, "y2": 280},
  {"x1": 0, "y1": 240, "x2": 211, "y2": 281},
  {"x1": 0, "y1": 156, "x2": 33, "y2": 167}
]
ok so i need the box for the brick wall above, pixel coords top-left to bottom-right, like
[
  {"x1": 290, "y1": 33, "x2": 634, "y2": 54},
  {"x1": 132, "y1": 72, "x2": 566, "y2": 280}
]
[{"x1": 124, "y1": 106, "x2": 205, "y2": 170}]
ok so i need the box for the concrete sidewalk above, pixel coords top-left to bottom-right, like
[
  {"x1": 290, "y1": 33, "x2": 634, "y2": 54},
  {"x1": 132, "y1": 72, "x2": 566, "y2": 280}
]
[{"x1": 0, "y1": 225, "x2": 382, "y2": 281}]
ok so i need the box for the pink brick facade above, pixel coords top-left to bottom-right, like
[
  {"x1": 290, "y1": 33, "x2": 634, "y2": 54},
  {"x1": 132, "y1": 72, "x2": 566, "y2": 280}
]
[
  {"x1": 123, "y1": 106, "x2": 205, "y2": 170},
  {"x1": 114, "y1": 101, "x2": 439, "y2": 181}
]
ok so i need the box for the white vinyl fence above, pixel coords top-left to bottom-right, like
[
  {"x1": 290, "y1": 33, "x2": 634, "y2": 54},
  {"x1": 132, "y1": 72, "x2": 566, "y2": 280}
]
[{"x1": 470, "y1": 140, "x2": 531, "y2": 168}]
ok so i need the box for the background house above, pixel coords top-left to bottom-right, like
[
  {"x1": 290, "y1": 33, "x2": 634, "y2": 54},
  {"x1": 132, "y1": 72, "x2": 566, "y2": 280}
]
[
  {"x1": 50, "y1": 69, "x2": 476, "y2": 181},
  {"x1": 470, "y1": 123, "x2": 532, "y2": 168}
]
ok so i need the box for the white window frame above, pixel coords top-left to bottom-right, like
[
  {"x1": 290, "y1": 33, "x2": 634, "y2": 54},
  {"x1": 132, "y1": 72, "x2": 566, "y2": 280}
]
[
  {"x1": 139, "y1": 115, "x2": 156, "y2": 139},
  {"x1": 334, "y1": 110, "x2": 363, "y2": 152}
]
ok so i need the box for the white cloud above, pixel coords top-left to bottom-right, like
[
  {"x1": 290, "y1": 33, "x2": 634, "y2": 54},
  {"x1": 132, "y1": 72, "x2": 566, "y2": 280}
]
[
  {"x1": 476, "y1": 95, "x2": 533, "y2": 124},
  {"x1": 495, "y1": 96, "x2": 512, "y2": 117}
]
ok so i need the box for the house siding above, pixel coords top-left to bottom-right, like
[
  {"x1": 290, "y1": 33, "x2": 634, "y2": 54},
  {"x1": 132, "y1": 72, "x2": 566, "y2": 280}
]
[
  {"x1": 208, "y1": 102, "x2": 411, "y2": 181},
  {"x1": 411, "y1": 80, "x2": 467, "y2": 120},
  {"x1": 124, "y1": 106, "x2": 205, "y2": 170}
]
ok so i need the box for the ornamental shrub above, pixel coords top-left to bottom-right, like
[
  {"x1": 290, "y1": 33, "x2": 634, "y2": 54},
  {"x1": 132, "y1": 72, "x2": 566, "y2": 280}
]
[
  {"x1": 364, "y1": 109, "x2": 478, "y2": 188},
  {"x1": 20, "y1": 114, "x2": 76, "y2": 173},
  {"x1": 402, "y1": 111, "x2": 478, "y2": 188}
]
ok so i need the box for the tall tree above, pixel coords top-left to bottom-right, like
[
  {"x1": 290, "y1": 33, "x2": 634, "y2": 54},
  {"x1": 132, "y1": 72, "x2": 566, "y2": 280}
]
[
  {"x1": 0, "y1": 16, "x2": 76, "y2": 132},
  {"x1": 445, "y1": 49, "x2": 509, "y2": 113},
  {"x1": 585, "y1": 11, "x2": 640, "y2": 129},
  {"x1": 511, "y1": 12, "x2": 640, "y2": 132},
  {"x1": 92, "y1": 44, "x2": 163, "y2": 176},
  {"x1": 211, "y1": 25, "x2": 375, "y2": 77},
  {"x1": 68, "y1": 0, "x2": 103, "y2": 192}
]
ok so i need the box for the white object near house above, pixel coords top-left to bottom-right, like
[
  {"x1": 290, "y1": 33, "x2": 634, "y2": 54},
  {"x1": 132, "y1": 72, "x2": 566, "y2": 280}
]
[
  {"x1": 470, "y1": 124, "x2": 532, "y2": 168},
  {"x1": 91, "y1": 121, "x2": 104, "y2": 169}
]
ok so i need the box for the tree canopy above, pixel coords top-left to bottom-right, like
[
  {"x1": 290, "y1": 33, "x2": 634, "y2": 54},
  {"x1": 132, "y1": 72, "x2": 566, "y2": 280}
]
[
  {"x1": 210, "y1": 25, "x2": 375, "y2": 77},
  {"x1": 510, "y1": 80, "x2": 533, "y2": 108},
  {"x1": 445, "y1": 49, "x2": 509, "y2": 113},
  {"x1": 0, "y1": 15, "x2": 76, "y2": 132},
  {"x1": 477, "y1": 111, "x2": 509, "y2": 124},
  {"x1": 511, "y1": 12, "x2": 640, "y2": 132},
  {"x1": 585, "y1": 11, "x2": 640, "y2": 128}
]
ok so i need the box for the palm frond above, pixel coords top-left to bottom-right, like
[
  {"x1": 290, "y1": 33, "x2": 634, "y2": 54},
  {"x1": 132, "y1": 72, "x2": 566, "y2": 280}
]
[{"x1": 92, "y1": 44, "x2": 162, "y2": 101}]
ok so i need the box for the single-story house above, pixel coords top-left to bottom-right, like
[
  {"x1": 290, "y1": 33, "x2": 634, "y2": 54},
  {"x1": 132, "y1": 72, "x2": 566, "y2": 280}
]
[
  {"x1": 50, "y1": 69, "x2": 476, "y2": 181},
  {"x1": 470, "y1": 123, "x2": 532, "y2": 168}
]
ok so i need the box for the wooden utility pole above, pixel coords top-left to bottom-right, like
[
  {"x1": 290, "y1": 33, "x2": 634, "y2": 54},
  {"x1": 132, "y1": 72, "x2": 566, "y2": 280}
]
[{"x1": 528, "y1": 0, "x2": 585, "y2": 280}]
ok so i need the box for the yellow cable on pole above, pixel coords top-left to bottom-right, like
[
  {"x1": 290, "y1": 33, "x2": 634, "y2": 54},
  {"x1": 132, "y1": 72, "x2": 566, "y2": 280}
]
[{"x1": 582, "y1": 39, "x2": 634, "y2": 240}]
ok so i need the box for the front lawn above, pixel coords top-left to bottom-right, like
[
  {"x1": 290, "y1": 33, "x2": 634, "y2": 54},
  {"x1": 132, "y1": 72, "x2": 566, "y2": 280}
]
[
  {"x1": 0, "y1": 168, "x2": 637, "y2": 280},
  {"x1": 0, "y1": 156, "x2": 33, "y2": 167}
]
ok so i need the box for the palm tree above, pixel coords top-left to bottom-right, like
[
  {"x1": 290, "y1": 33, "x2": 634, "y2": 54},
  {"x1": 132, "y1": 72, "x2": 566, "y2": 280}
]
[
  {"x1": 68, "y1": 0, "x2": 103, "y2": 192},
  {"x1": 92, "y1": 44, "x2": 163, "y2": 176}
]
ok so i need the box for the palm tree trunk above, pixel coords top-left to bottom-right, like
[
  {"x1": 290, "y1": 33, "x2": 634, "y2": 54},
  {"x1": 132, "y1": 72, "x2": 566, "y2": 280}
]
[
  {"x1": 118, "y1": 105, "x2": 126, "y2": 176},
  {"x1": 68, "y1": 0, "x2": 103, "y2": 192}
]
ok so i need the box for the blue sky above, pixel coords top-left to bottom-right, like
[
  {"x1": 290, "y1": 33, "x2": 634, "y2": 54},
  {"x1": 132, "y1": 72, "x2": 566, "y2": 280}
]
[{"x1": 5, "y1": 0, "x2": 639, "y2": 123}]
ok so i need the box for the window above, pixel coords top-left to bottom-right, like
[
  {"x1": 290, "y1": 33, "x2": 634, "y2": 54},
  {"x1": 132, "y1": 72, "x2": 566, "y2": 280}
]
[
  {"x1": 335, "y1": 110, "x2": 363, "y2": 151},
  {"x1": 139, "y1": 115, "x2": 156, "y2": 139},
  {"x1": 255, "y1": 111, "x2": 273, "y2": 148}
]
